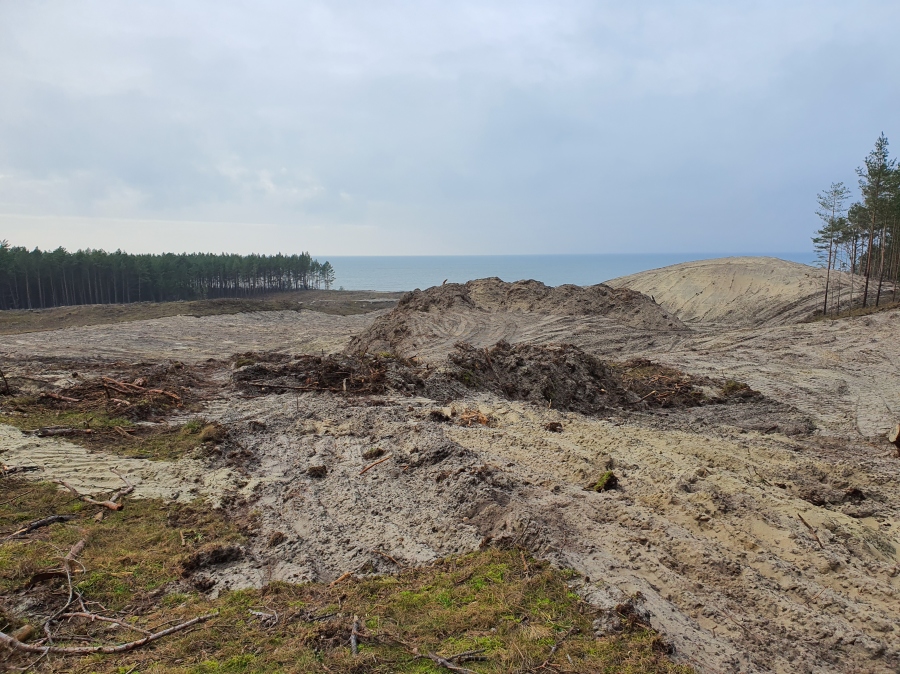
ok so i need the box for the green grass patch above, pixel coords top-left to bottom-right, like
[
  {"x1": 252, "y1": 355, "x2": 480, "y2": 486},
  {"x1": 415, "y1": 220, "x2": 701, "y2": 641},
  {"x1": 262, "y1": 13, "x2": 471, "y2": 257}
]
[{"x1": 0, "y1": 479, "x2": 692, "y2": 674}]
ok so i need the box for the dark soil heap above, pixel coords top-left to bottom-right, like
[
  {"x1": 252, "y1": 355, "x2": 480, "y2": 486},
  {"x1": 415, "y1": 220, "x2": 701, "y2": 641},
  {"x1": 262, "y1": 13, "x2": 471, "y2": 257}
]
[
  {"x1": 236, "y1": 341, "x2": 759, "y2": 416},
  {"x1": 347, "y1": 277, "x2": 687, "y2": 357},
  {"x1": 440, "y1": 341, "x2": 756, "y2": 414},
  {"x1": 232, "y1": 352, "x2": 423, "y2": 396}
]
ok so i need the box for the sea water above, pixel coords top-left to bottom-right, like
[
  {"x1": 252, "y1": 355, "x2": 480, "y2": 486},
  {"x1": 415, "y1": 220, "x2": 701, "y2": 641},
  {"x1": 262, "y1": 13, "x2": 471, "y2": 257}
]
[{"x1": 324, "y1": 253, "x2": 815, "y2": 292}]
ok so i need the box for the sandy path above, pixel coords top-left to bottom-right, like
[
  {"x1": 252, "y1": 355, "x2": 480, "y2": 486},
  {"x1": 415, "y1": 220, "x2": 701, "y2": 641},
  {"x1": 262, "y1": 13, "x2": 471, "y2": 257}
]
[{"x1": 0, "y1": 309, "x2": 382, "y2": 362}]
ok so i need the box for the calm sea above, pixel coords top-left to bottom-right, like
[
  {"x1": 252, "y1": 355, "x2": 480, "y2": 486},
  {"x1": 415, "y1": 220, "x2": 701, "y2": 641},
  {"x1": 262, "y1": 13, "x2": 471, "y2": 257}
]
[{"x1": 324, "y1": 253, "x2": 815, "y2": 292}]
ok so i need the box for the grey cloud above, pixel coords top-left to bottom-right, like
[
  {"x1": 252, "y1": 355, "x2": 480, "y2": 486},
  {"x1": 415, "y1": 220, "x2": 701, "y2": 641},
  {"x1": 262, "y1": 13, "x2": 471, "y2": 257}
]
[{"x1": 0, "y1": 1, "x2": 898, "y2": 254}]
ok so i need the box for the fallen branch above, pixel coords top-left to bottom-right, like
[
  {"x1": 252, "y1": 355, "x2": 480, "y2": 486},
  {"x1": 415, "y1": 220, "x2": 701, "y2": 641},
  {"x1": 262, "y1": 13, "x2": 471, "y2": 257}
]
[
  {"x1": 53, "y1": 480, "x2": 82, "y2": 497},
  {"x1": 113, "y1": 426, "x2": 138, "y2": 440},
  {"x1": 359, "y1": 453, "x2": 392, "y2": 475},
  {"x1": 58, "y1": 613, "x2": 152, "y2": 637},
  {"x1": 147, "y1": 389, "x2": 182, "y2": 403},
  {"x1": 538, "y1": 626, "x2": 577, "y2": 669},
  {"x1": 4, "y1": 515, "x2": 76, "y2": 540},
  {"x1": 421, "y1": 651, "x2": 481, "y2": 674},
  {"x1": 630, "y1": 390, "x2": 658, "y2": 405},
  {"x1": 102, "y1": 382, "x2": 133, "y2": 396},
  {"x1": 34, "y1": 427, "x2": 93, "y2": 438},
  {"x1": 102, "y1": 377, "x2": 144, "y2": 392},
  {"x1": 350, "y1": 615, "x2": 360, "y2": 656},
  {"x1": 0, "y1": 612, "x2": 217, "y2": 655},
  {"x1": 797, "y1": 513, "x2": 824, "y2": 549},
  {"x1": 39, "y1": 392, "x2": 81, "y2": 403},
  {"x1": 55, "y1": 470, "x2": 134, "y2": 511},
  {"x1": 370, "y1": 548, "x2": 403, "y2": 568},
  {"x1": 329, "y1": 571, "x2": 353, "y2": 587},
  {"x1": 64, "y1": 539, "x2": 86, "y2": 568},
  {"x1": 1, "y1": 465, "x2": 39, "y2": 478},
  {"x1": 248, "y1": 609, "x2": 278, "y2": 627}
]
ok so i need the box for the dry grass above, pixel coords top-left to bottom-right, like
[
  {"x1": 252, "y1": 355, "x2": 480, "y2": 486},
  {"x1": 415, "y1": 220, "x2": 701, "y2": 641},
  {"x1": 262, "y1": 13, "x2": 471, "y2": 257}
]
[
  {"x1": 0, "y1": 479, "x2": 693, "y2": 674},
  {"x1": 0, "y1": 406, "x2": 213, "y2": 460}
]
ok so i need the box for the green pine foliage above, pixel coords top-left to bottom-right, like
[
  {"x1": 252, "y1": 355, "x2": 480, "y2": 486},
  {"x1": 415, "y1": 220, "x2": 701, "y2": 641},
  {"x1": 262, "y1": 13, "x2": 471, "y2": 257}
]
[
  {"x1": 813, "y1": 134, "x2": 900, "y2": 316},
  {"x1": 0, "y1": 245, "x2": 335, "y2": 310}
]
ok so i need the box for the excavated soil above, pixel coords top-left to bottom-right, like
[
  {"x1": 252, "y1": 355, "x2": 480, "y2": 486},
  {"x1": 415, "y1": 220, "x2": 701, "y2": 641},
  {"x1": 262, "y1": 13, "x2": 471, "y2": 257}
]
[
  {"x1": 348, "y1": 277, "x2": 686, "y2": 359},
  {"x1": 2, "y1": 258, "x2": 900, "y2": 674}
]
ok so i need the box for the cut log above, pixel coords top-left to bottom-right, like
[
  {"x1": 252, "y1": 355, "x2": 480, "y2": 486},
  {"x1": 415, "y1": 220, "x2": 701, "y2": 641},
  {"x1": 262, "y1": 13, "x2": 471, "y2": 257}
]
[{"x1": 34, "y1": 427, "x2": 92, "y2": 438}]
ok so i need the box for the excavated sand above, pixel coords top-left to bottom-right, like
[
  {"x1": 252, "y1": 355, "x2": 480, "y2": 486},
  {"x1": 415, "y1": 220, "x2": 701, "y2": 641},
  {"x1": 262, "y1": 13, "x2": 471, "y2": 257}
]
[
  {"x1": 0, "y1": 425, "x2": 242, "y2": 504},
  {"x1": 348, "y1": 277, "x2": 686, "y2": 360},
  {"x1": 0, "y1": 309, "x2": 378, "y2": 362},
  {"x1": 607, "y1": 256, "x2": 830, "y2": 327},
  {"x1": 3, "y1": 258, "x2": 900, "y2": 673}
]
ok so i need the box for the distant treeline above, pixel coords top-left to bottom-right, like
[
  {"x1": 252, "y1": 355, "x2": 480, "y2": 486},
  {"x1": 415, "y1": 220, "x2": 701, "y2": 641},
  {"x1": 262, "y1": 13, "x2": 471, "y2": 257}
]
[
  {"x1": 0, "y1": 242, "x2": 335, "y2": 310},
  {"x1": 813, "y1": 133, "x2": 900, "y2": 316}
]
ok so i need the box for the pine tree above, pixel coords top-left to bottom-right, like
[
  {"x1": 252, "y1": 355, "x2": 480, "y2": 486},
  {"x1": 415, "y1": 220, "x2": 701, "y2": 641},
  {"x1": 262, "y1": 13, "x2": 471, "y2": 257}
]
[
  {"x1": 856, "y1": 134, "x2": 896, "y2": 307},
  {"x1": 813, "y1": 182, "x2": 851, "y2": 316}
]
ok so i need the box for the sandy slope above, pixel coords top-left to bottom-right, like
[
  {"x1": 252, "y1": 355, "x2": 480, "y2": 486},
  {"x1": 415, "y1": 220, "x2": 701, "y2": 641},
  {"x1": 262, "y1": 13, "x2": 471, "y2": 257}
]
[{"x1": 607, "y1": 257, "x2": 829, "y2": 327}]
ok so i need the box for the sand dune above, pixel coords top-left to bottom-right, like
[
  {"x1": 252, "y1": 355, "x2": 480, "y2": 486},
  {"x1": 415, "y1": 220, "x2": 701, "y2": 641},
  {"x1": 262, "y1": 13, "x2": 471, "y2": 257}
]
[{"x1": 607, "y1": 256, "x2": 829, "y2": 326}]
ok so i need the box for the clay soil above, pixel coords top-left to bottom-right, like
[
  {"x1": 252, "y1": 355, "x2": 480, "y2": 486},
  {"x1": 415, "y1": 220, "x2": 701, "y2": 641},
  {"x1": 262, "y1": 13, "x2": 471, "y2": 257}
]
[{"x1": 2, "y1": 257, "x2": 899, "y2": 673}]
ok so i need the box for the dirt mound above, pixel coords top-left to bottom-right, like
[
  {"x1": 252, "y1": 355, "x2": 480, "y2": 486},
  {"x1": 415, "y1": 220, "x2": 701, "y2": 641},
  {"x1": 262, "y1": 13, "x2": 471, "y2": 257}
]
[
  {"x1": 440, "y1": 341, "x2": 761, "y2": 415},
  {"x1": 348, "y1": 277, "x2": 686, "y2": 358},
  {"x1": 607, "y1": 256, "x2": 830, "y2": 327},
  {"x1": 235, "y1": 342, "x2": 763, "y2": 419},
  {"x1": 232, "y1": 352, "x2": 423, "y2": 396}
]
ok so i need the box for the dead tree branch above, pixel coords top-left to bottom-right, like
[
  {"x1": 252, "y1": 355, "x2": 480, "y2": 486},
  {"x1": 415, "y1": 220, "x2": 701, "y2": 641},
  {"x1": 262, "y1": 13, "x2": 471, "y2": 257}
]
[
  {"x1": 57, "y1": 613, "x2": 152, "y2": 637},
  {"x1": 0, "y1": 612, "x2": 217, "y2": 655},
  {"x1": 359, "y1": 453, "x2": 392, "y2": 475},
  {"x1": 4, "y1": 515, "x2": 76, "y2": 540},
  {"x1": 350, "y1": 615, "x2": 361, "y2": 656},
  {"x1": 797, "y1": 513, "x2": 824, "y2": 549}
]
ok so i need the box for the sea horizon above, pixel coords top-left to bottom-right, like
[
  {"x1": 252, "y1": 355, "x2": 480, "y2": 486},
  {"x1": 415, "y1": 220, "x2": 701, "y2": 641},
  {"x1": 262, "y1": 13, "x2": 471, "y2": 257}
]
[{"x1": 324, "y1": 252, "x2": 815, "y2": 292}]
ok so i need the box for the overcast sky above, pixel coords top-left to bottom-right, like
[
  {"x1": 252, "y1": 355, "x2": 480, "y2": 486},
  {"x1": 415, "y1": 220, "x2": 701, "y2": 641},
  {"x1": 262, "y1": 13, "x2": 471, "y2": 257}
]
[{"x1": 1, "y1": 1, "x2": 898, "y2": 256}]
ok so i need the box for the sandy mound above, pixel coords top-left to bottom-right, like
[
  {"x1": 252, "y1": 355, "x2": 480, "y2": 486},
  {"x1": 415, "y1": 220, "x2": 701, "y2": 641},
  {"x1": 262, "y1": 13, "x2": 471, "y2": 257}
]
[
  {"x1": 348, "y1": 277, "x2": 686, "y2": 359},
  {"x1": 607, "y1": 256, "x2": 829, "y2": 327}
]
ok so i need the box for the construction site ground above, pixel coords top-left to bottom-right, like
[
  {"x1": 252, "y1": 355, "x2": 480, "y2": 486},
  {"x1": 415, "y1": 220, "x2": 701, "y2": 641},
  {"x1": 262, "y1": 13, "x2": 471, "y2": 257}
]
[{"x1": 1, "y1": 259, "x2": 899, "y2": 673}]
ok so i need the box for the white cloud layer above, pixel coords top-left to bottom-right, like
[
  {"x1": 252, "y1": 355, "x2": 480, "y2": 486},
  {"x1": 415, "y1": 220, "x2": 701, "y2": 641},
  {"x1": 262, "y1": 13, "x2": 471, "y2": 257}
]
[{"x1": 0, "y1": 1, "x2": 897, "y2": 254}]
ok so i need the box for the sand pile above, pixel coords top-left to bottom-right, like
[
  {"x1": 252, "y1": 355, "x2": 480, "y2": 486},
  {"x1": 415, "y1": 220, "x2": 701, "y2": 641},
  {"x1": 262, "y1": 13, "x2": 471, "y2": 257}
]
[
  {"x1": 348, "y1": 277, "x2": 686, "y2": 358},
  {"x1": 607, "y1": 256, "x2": 831, "y2": 327}
]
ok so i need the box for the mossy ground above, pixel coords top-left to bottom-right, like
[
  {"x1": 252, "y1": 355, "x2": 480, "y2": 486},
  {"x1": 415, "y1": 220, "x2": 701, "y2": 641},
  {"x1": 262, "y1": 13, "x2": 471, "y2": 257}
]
[{"x1": 0, "y1": 479, "x2": 693, "y2": 674}]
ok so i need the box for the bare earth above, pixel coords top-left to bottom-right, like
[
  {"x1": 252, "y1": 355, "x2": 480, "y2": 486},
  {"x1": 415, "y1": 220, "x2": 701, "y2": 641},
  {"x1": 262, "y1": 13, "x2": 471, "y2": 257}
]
[{"x1": 2, "y1": 257, "x2": 899, "y2": 674}]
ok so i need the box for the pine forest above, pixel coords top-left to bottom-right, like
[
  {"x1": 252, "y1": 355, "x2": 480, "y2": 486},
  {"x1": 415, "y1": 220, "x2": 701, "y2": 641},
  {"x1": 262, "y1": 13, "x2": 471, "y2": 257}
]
[{"x1": 0, "y1": 245, "x2": 335, "y2": 310}]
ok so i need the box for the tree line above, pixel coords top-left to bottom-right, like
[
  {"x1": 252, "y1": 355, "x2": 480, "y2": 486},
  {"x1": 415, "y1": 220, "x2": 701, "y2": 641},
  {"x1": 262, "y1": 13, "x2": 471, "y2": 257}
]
[
  {"x1": 813, "y1": 133, "x2": 900, "y2": 316},
  {"x1": 0, "y1": 243, "x2": 336, "y2": 310}
]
